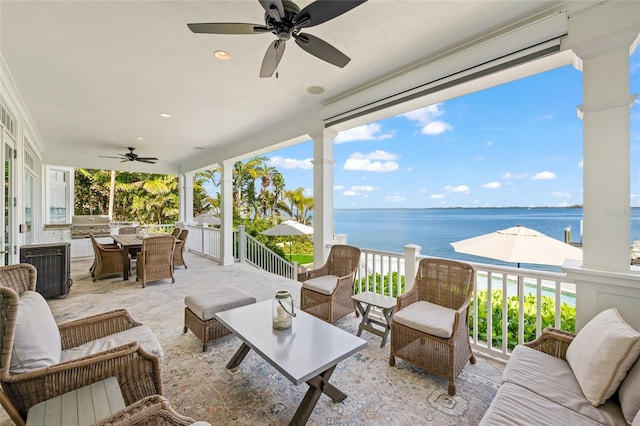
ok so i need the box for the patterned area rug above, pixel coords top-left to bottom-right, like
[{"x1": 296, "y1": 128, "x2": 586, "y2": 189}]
[{"x1": 0, "y1": 254, "x2": 502, "y2": 425}]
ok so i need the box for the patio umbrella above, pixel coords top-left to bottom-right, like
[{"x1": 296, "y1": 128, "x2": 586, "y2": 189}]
[
  {"x1": 261, "y1": 220, "x2": 314, "y2": 259},
  {"x1": 450, "y1": 225, "x2": 583, "y2": 267},
  {"x1": 193, "y1": 213, "x2": 221, "y2": 226}
]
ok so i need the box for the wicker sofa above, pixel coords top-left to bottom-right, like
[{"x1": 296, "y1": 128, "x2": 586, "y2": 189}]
[{"x1": 481, "y1": 315, "x2": 640, "y2": 426}]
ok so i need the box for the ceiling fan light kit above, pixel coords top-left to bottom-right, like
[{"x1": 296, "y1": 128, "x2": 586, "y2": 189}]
[{"x1": 188, "y1": 0, "x2": 367, "y2": 78}]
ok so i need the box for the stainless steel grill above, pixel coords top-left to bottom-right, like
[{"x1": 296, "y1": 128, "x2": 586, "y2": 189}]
[{"x1": 71, "y1": 215, "x2": 112, "y2": 239}]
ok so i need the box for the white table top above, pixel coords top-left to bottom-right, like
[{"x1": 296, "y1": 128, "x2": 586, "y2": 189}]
[
  {"x1": 215, "y1": 300, "x2": 367, "y2": 386},
  {"x1": 351, "y1": 291, "x2": 397, "y2": 309}
]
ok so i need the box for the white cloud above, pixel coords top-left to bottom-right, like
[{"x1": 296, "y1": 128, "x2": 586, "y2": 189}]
[
  {"x1": 445, "y1": 185, "x2": 470, "y2": 194},
  {"x1": 531, "y1": 171, "x2": 557, "y2": 180},
  {"x1": 401, "y1": 104, "x2": 453, "y2": 136},
  {"x1": 481, "y1": 181, "x2": 501, "y2": 189},
  {"x1": 486, "y1": 141, "x2": 493, "y2": 147},
  {"x1": 406, "y1": 167, "x2": 413, "y2": 172},
  {"x1": 268, "y1": 156, "x2": 312, "y2": 170},
  {"x1": 343, "y1": 190, "x2": 357, "y2": 196},
  {"x1": 537, "y1": 114, "x2": 554, "y2": 120},
  {"x1": 421, "y1": 121, "x2": 452, "y2": 135},
  {"x1": 430, "y1": 194, "x2": 445, "y2": 199},
  {"x1": 343, "y1": 150, "x2": 399, "y2": 172},
  {"x1": 333, "y1": 185, "x2": 344, "y2": 190},
  {"x1": 551, "y1": 191, "x2": 572, "y2": 199},
  {"x1": 501, "y1": 171, "x2": 530, "y2": 179},
  {"x1": 351, "y1": 185, "x2": 375, "y2": 191},
  {"x1": 578, "y1": 159, "x2": 583, "y2": 168},
  {"x1": 335, "y1": 123, "x2": 394, "y2": 144},
  {"x1": 385, "y1": 194, "x2": 405, "y2": 202}
]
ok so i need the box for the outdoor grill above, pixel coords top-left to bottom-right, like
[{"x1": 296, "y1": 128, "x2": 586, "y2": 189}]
[{"x1": 71, "y1": 215, "x2": 112, "y2": 239}]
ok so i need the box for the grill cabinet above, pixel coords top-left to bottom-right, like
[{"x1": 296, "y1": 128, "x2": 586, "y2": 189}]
[{"x1": 19, "y1": 243, "x2": 71, "y2": 298}]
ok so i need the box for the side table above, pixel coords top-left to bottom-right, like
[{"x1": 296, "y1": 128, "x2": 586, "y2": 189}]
[
  {"x1": 26, "y1": 377, "x2": 125, "y2": 426},
  {"x1": 351, "y1": 291, "x2": 397, "y2": 347}
]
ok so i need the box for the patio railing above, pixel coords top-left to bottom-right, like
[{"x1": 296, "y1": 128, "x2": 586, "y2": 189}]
[{"x1": 185, "y1": 227, "x2": 576, "y2": 360}]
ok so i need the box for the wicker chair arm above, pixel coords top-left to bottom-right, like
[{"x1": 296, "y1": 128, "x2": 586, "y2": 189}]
[
  {"x1": 306, "y1": 264, "x2": 330, "y2": 280},
  {"x1": 96, "y1": 395, "x2": 198, "y2": 426},
  {"x1": 396, "y1": 287, "x2": 418, "y2": 311},
  {"x1": 2, "y1": 342, "x2": 162, "y2": 421},
  {"x1": 58, "y1": 309, "x2": 143, "y2": 349},
  {"x1": 524, "y1": 327, "x2": 575, "y2": 361},
  {"x1": 449, "y1": 298, "x2": 472, "y2": 339}
]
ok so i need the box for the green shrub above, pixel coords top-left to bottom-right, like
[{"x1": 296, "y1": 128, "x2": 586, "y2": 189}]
[
  {"x1": 470, "y1": 289, "x2": 576, "y2": 350},
  {"x1": 356, "y1": 272, "x2": 405, "y2": 297}
]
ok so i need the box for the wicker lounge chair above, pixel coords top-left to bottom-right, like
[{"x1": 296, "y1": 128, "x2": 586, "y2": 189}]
[
  {"x1": 173, "y1": 229, "x2": 189, "y2": 269},
  {"x1": 389, "y1": 258, "x2": 475, "y2": 396},
  {"x1": 136, "y1": 235, "x2": 176, "y2": 288},
  {"x1": 300, "y1": 244, "x2": 361, "y2": 323},
  {"x1": 91, "y1": 234, "x2": 124, "y2": 281},
  {"x1": 0, "y1": 263, "x2": 162, "y2": 426}
]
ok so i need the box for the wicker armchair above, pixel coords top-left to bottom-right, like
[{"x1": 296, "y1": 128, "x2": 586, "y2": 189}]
[
  {"x1": 96, "y1": 395, "x2": 206, "y2": 426},
  {"x1": 136, "y1": 235, "x2": 176, "y2": 288},
  {"x1": 389, "y1": 258, "x2": 475, "y2": 396},
  {"x1": 91, "y1": 234, "x2": 124, "y2": 281},
  {"x1": 0, "y1": 264, "x2": 162, "y2": 426},
  {"x1": 173, "y1": 229, "x2": 189, "y2": 269},
  {"x1": 171, "y1": 228, "x2": 181, "y2": 238},
  {"x1": 300, "y1": 244, "x2": 361, "y2": 323}
]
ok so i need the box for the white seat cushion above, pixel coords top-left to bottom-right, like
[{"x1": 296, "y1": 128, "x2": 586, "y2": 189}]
[
  {"x1": 185, "y1": 288, "x2": 256, "y2": 320},
  {"x1": 392, "y1": 300, "x2": 456, "y2": 338},
  {"x1": 302, "y1": 275, "x2": 339, "y2": 296},
  {"x1": 10, "y1": 291, "x2": 62, "y2": 373},
  {"x1": 60, "y1": 325, "x2": 164, "y2": 363},
  {"x1": 619, "y1": 357, "x2": 640, "y2": 424},
  {"x1": 566, "y1": 308, "x2": 640, "y2": 407}
]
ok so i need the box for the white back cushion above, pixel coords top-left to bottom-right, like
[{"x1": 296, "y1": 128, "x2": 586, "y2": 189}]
[
  {"x1": 10, "y1": 291, "x2": 61, "y2": 373},
  {"x1": 566, "y1": 308, "x2": 640, "y2": 407}
]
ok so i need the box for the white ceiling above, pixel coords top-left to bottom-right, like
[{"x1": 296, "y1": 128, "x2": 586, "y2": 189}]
[{"x1": 1, "y1": 0, "x2": 567, "y2": 174}]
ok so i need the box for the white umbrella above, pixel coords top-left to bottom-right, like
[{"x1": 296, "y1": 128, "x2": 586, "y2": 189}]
[
  {"x1": 193, "y1": 213, "x2": 221, "y2": 226},
  {"x1": 450, "y1": 225, "x2": 583, "y2": 267},
  {"x1": 261, "y1": 220, "x2": 313, "y2": 259}
]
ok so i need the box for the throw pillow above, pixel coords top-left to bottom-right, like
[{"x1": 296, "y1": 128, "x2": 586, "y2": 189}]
[
  {"x1": 566, "y1": 308, "x2": 640, "y2": 407},
  {"x1": 10, "y1": 291, "x2": 62, "y2": 373},
  {"x1": 619, "y1": 357, "x2": 640, "y2": 424}
]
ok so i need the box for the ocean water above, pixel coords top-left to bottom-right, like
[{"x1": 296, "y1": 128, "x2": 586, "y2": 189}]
[{"x1": 333, "y1": 207, "x2": 640, "y2": 272}]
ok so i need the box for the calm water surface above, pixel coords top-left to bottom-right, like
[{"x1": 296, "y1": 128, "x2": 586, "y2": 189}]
[{"x1": 333, "y1": 208, "x2": 640, "y2": 272}]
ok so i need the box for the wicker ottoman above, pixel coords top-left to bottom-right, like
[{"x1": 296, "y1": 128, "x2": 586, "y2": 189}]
[{"x1": 183, "y1": 287, "x2": 256, "y2": 351}]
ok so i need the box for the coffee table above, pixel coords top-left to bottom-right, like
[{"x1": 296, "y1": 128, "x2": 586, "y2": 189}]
[{"x1": 215, "y1": 300, "x2": 367, "y2": 426}]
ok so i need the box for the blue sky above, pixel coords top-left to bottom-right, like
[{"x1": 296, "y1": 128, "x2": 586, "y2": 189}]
[{"x1": 250, "y1": 51, "x2": 640, "y2": 209}]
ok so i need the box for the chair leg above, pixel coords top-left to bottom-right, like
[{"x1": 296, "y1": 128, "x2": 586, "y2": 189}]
[
  {"x1": 448, "y1": 382, "x2": 456, "y2": 396},
  {"x1": 389, "y1": 355, "x2": 395, "y2": 366}
]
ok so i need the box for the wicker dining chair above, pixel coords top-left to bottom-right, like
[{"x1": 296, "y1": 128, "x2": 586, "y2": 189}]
[
  {"x1": 171, "y1": 228, "x2": 181, "y2": 238},
  {"x1": 300, "y1": 244, "x2": 361, "y2": 323},
  {"x1": 0, "y1": 263, "x2": 162, "y2": 426},
  {"x1": 96, "y1": 395, "x2": 207, "y2": 426},
  {"x1": 389, "y1": 258, "x2": 476, "y2": 396},
  {"x1": 119, "y1": 226, "x2": 138, "y2": 235},
  {"x1": 173, "y1": 229, "x2": 189, "y2": 269},
  {"x1": 91, "y1": 234, "x2": 124, "y2": 281},
  {"x1": 136, "y1": 235, "x2": 176, "y2": 288}
]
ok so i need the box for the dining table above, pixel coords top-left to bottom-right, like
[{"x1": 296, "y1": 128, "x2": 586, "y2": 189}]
[{"x1": 111, "y1": 234, "x2": 144, "y2": 280}]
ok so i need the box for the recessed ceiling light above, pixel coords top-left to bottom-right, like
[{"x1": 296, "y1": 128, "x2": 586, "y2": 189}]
[
  {"x1": 136, "y1": 136, "x2": 145, "y2": 141},
  {"x1": 307, "y1": 86, "x2": 325, "y2": 95},
  {"x1": 159, "y1": 113, "x2": 171, "y2": 118},
  {"x1": 214, "y1": 50, "x2": 230, "y2": 60}
]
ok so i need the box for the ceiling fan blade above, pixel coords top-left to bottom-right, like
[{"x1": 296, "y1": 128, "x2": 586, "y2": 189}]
[
  {"x1": 259, "y1": 0, "x2": 285, "y2": 21},
  {"x1": 98, "y1": 155, "x2": 124, "y2": 159},
  {"x1": 295, "y1": 33, "x2": 350, "y2": 68},
  {"x1": 260, "y1": 40, "x2": 286, "y2": 78},
  {"x1": 136, "y1": 159, "x2": 157, "y2": 164},
  {"x1": 187, "y1": 23, "x2": 270, "y2": 34},
  {"x1": 294, "y1": 0, "x2": 367, "y2": 29}
]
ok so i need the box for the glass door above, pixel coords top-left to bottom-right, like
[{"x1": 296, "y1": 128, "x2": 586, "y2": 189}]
[{"x1": 3, "y1": 133, "x2": 14, "y2": 266}]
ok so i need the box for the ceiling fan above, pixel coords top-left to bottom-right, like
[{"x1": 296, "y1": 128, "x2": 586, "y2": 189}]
[
  {"x1": 187, "y1": 0, "x2": 367, "y2": 78},
  {"x1": 99, "y1": 147, "x2": 159, "y2": 164}
]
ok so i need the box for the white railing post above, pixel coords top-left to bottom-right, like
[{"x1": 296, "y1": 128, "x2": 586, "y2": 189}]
[
  {"x1": 403, "y1": 244, "x2": 421, "y2": 291},
  {"x1": 238, "y1": 225, "x2": 246, "y2": 263}
]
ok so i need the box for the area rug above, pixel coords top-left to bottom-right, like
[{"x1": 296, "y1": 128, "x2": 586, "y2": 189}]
[{"x1": 0, "y1": 254, "x2": 502, "y2": 425}]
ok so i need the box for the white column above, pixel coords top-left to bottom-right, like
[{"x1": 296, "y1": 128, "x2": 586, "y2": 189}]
[
  {"x1": 575, "y1": 34, "x2": 637, "y2": 271},
  {"x1": 220, "y1": 161, "x2": 235, "y2": 266},
  {"x1": 183, "y1": 172, "x2": 195, "y2": 224},
  {"x1": 564, "y1": 32, "x2": 640, "y2": 330},
  {"x1": 403, "y1": 244, "x2": 422, "y2": 290},
  {"x1": 311, "y1": 128, "x2": 337, "y2": 267}
]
